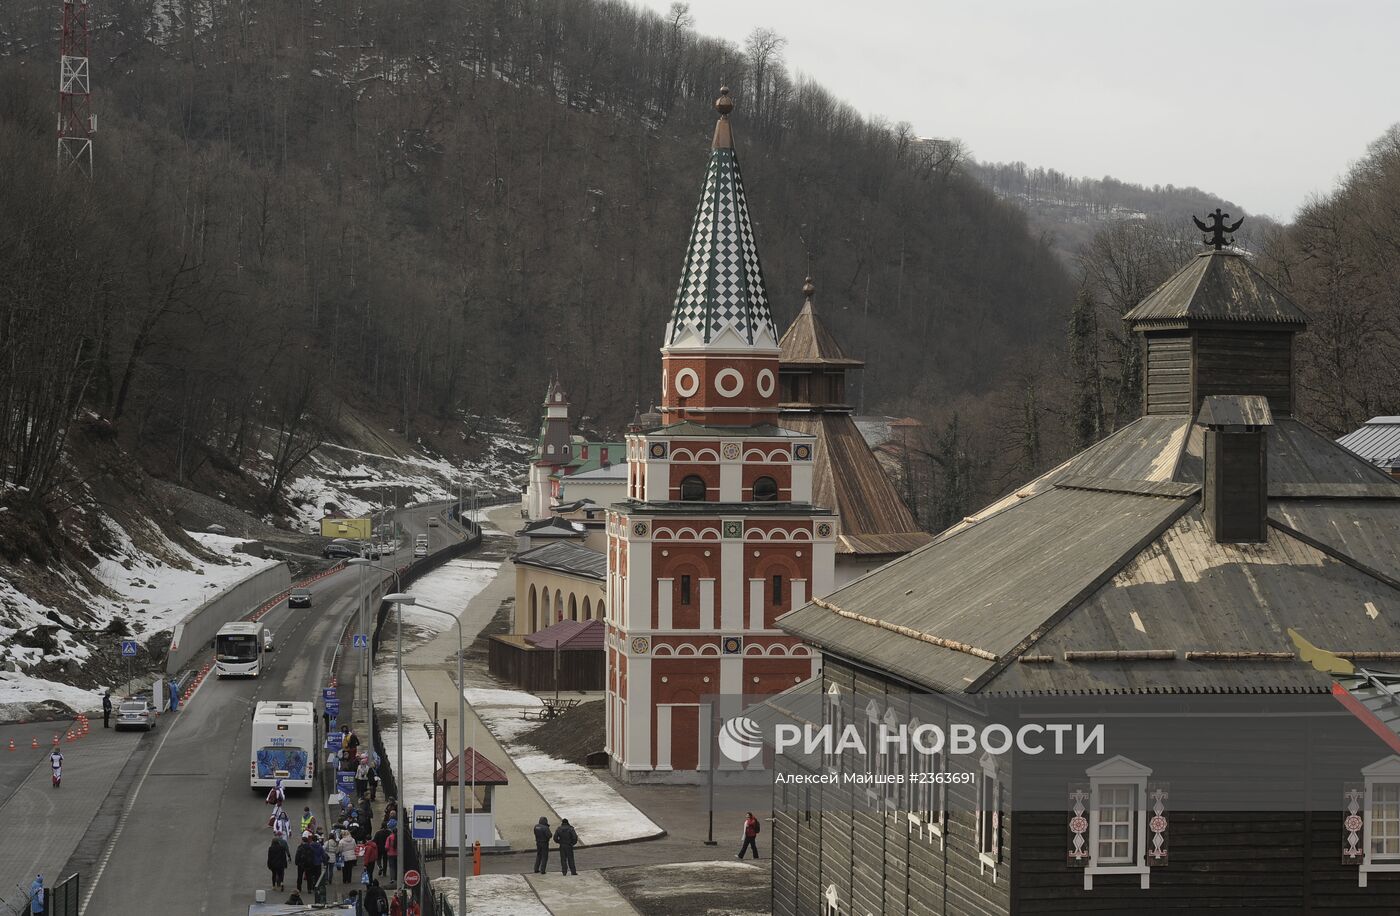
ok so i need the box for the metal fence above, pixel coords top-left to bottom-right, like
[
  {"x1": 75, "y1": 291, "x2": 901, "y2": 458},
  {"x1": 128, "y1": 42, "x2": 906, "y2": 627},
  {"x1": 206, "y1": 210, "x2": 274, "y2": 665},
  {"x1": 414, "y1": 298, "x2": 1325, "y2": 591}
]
[
  {"x1": 365, "y1": 506, "x2": 500, "y2": 916},
  {"x1": 49, "y1": 874, "x2": 79, "y2": 916}
]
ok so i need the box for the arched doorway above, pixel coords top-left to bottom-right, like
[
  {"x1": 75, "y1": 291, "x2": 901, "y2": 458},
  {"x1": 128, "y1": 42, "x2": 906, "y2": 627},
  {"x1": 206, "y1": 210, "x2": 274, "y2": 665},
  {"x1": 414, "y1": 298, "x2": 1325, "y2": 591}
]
[
  {"x1": 555, "y1": 589, "x2": 564, "y2": 623},
  {"x1": 569, "y1": 594, "x2": 578, "y2": 621},
  {"x1": 529, "y1": 585, "x2": 538, "y2": 632},
  {"x1": 582, "y1": 596, "x2": 592, "y2": 620}
]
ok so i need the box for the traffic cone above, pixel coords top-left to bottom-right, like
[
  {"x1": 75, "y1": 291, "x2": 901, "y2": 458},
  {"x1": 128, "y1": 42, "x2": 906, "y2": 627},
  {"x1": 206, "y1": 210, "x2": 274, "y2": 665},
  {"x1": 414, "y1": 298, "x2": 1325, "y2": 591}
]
[
  {"x1": 31, "y1": 737, "x2": 38, "y2": 749},
  {"x1": 66, "y1": 730, "x2": 75, "y2": 742},
  {"x1": 8, "y1": 739, "x2": 13, "y2": 751},
  {"x1": 52, "y1": 734, "x2": 59, "y2": 746}
]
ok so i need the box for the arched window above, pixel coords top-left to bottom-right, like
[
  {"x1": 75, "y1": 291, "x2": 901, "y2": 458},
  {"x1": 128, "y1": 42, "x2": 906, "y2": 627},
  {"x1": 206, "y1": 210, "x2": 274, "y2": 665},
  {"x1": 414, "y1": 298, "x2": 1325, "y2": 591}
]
[
  {"x1": 569, "y1": 594, "x2": 578, "y2": 621},
  {"x1": 752, "y1": 476, "x2": 779, "y2": 502},
  {"x1": 583, "y1": 596, "x2": 592, "y2": 620},
  {"x1": 555, "y1": 589, "x2": 564, "y2": 622},
  {"x1": 529, "y1": 585, "x2": 538, "y2": 632},
  {"x1": 679, "y1": 475, "x2": 707, "y2": 501},
  {"x1": 598, "y1": 600, "x2": 607, "y2": 621}
]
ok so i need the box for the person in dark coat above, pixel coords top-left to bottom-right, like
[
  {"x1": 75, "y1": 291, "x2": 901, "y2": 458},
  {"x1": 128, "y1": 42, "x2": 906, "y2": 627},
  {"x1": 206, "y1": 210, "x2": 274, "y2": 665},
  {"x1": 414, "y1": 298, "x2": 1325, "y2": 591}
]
[
  {"x1": 293, "y1": 836, "x2": 317, "y2": 893},
  {"x1": 372, "y1": 825, "x2": 392, "y2": 877},
  {"x1": 532, "y1": 816, "x2": 552, "y2": 874},
  {"x1": 553, "y1": 818, "x2": 579, "y2": 875},
  {"x1": 364, "y1": 879, "x2": 388, "y2": 916},
  {"x1": 102, "y1": 691, "x2": 112, "y2": 728},
  {"x1": 267, "y1": 836, "x2": 289, "y2": 891}
]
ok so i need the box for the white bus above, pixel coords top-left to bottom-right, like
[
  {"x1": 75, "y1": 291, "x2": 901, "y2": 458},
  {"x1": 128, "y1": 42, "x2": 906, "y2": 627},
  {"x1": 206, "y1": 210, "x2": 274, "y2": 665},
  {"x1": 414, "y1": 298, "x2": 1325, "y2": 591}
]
[
  {"x1": 250, "y1": 700, "x2": 316, "y2": 790},
  {"x1": 214, "y1": 621, "x2": 269, "y2": 677}
]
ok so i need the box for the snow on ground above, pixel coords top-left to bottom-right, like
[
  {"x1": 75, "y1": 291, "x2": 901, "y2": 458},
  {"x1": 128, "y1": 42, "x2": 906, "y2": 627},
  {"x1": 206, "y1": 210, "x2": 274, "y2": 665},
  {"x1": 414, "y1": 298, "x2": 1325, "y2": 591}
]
[
  {"x1": 468, "y1": 691, "x2": 663, "y2": 846},
  {"x1": 0, "y1": 521, "x2": 275, "y2": 720},
  {"x1": 0, "y1": 670, "x2": 106, "y2": 717},
  {"x1": 406, "y1": 560, "x2": 501, "y2": 617},
  {"x1": 284, "y1": 418, "x2": 530, "y2": 533},
  {"x1": 429, "y1": 875, "x2": 548, "y2": 915},
  {"x1": 89, "y1": 528, "x2": 278, "y2": 638}
]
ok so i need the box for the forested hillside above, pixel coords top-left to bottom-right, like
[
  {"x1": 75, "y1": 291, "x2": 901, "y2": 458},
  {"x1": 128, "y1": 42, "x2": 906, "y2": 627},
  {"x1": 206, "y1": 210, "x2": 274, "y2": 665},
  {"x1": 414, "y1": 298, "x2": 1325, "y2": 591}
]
[
  {"x1": 970, "y1": 159, "x2": 1254, "y2": 262},
  {"x1": 0, "y1": 0, "x2": 1071, "y2": 525}
]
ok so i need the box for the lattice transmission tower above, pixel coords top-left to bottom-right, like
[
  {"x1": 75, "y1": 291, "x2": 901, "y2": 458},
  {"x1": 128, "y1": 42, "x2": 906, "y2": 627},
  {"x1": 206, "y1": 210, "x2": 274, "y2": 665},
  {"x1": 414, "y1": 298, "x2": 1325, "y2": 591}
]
[{"x1": 57, "y1": 0, "x2": 94, "y2": 176}]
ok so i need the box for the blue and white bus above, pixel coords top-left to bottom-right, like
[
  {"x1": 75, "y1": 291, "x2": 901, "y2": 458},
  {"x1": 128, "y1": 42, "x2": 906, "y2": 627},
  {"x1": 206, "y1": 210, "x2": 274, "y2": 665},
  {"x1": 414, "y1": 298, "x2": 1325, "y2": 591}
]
[{"x1": 250, "y1": 700, "x2": 316, "y2": 790}]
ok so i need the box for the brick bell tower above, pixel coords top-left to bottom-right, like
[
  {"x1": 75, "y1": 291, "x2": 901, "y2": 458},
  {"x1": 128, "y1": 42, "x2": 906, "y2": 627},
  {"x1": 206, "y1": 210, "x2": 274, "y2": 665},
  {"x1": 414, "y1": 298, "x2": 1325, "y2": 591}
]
[{"x1": 605, "y1": 89, "x2": 837, "y2": 784}]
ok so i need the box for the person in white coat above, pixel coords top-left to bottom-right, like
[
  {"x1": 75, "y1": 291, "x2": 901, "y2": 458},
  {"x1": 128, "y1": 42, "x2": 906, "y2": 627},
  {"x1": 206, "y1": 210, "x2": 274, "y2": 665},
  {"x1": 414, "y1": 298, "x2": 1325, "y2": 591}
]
[{"x1": 336, "y1": 830, "x2": 358, "y2": 884}]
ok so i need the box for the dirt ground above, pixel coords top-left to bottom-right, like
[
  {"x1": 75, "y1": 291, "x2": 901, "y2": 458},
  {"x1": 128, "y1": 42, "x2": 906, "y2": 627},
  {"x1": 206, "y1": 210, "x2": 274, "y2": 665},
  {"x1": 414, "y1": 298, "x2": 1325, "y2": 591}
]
[
  {"x1": 516, "y1": 698, "x2": 605, "y2": 765},
  {"x1": 606, "y1": 860, "x2": 772, "y2": 916}
]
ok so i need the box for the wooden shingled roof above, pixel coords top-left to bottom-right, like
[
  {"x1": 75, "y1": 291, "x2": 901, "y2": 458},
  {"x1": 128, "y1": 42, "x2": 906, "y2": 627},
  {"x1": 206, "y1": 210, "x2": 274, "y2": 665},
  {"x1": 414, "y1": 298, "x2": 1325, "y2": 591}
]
[
  {"x1": 778, "y1": 295, "x2": 863, "y2": 367},
  {"x1": 1124, "y1": 250, "x2": 1308, "y2": 327},
  {"x1": 779, "y1": 413, "x2": 931, "y2": 557}
]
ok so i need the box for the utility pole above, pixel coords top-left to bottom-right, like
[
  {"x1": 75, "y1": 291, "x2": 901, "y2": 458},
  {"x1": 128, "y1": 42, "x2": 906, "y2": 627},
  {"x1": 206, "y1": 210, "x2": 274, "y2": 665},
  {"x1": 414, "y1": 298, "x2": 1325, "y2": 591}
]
[{"x1": 57, "y1": 0, "x2": 94, "y2": 176}]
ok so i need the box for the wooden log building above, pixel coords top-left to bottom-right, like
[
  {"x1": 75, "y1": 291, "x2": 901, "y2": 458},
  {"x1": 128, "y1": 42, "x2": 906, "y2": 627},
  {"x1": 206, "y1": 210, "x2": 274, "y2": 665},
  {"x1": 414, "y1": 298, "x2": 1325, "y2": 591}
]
[{"x1": 772, "y1": 243, "x2": 1400, "y2": 914}]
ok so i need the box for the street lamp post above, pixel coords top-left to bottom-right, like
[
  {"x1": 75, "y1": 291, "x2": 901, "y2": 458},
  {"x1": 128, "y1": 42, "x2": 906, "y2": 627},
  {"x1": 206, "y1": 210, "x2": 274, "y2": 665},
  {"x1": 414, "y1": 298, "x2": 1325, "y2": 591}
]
[
  {"x1": 346, "y1": 560, "x2": 404, "y2": 757},
  {"x1": 383, "y1": 593, "x2": 466, "y2": 916}
]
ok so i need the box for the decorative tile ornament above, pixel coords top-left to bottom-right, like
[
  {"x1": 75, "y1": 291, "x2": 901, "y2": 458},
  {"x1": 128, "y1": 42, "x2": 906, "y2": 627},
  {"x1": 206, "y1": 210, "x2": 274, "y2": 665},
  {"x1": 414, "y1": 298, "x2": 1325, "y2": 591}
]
[
  {"x1": 793, "y1": 443, "x2": 812, "y2": 461},
  {"x1": 665, "y1": 148, "x2": 778, "y2": 348},
  {"x1": 722, "y1": 636, "x2": 743, "y2": 655},
  {"x1": 631, "y1": 637, "x2": 651, "y2": 655},
  {"x1": 649, "y1": 442, "x2": 669, "y2": 459},
  {"x1": 723, "y1": 520, "x2": 743, "y2": 540},
  {"x1": 632, "y1": 521, "x2": 649, "y2": 537},
  {"x1": 721, "y1": 442, "x2": 742, "y2": 461},
  {"x1": 816, "y1": 522, "x2": 833, "y2": 539},
  {"x1": 1066, "y1": 784, "x2": 1091, "y2": 866}
]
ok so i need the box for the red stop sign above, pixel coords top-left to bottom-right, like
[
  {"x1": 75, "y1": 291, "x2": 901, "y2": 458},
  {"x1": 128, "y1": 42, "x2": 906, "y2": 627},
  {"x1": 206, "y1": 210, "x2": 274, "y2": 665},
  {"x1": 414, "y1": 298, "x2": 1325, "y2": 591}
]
[{"x1": 403, "y1": 869, "x2": 421, "y2": 888}]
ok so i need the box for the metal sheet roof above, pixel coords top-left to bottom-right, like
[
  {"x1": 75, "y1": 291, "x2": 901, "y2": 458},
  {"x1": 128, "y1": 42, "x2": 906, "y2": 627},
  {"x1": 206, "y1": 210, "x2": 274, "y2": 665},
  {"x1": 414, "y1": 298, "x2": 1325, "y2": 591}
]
[
  {"x1": 1124, "y1": 250, "x2": 1308, "y2": 327},
  {"x1": 983, "y1": 508, "x2": 1400, "y2": 695},
  {"x1": 1339, "y1": 418, "x2": 1400, "y2": 468},
  {"x1": 513, "y1": 542, "x2": 607, "y2": 580},
  {"x1": 525, "y1": 618, "x2": 605, "y2": 650},
  {"x1": 435, "y1": 747, "x2": 509, "y2": 786},
  {"x1": 778, "y1": 486, "x2": 1188, "y2": 693}
]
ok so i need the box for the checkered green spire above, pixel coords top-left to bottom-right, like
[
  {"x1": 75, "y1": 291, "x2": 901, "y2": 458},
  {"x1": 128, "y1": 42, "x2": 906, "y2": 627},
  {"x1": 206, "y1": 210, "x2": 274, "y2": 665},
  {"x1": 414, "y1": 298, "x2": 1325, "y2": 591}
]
[{"x1": 664, "y1": 94, "x2": 777, "y2": 351}]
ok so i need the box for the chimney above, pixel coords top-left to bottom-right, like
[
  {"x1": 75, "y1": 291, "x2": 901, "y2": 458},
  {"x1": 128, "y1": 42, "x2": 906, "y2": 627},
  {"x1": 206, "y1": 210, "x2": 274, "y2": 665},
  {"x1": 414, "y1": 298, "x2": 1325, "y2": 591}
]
[{"x1": 1196, "y1": 395, "x2": 1272, "y2": 543}]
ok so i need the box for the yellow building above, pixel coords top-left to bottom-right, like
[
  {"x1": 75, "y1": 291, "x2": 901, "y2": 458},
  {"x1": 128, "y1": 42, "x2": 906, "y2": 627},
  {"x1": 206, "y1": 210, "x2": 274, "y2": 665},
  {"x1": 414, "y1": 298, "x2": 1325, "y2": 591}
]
[{"x1": 512, "y1": 541, "x2": 606, "y2": 635}]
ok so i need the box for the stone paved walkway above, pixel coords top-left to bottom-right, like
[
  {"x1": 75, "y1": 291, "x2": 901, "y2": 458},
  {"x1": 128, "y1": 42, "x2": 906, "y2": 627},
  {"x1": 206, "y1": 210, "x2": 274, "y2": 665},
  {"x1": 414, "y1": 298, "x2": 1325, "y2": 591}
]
[{"x1": 0, "y1": 725, "x2": 140, "y2": 908}]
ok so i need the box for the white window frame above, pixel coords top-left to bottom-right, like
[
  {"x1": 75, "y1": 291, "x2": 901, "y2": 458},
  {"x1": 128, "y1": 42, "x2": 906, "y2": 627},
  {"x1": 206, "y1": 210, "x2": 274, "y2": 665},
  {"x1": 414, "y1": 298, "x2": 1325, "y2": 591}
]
[
  {"x1": 1361, "y1": 755, "x2": 1400, "y2": 887},
  {"x1": 824, "y1": 684, "x2": 843, "y2": 772},
  {"x1": 863, "y1": 700, "x2": 881, "y2": 809},
  {"x1": 1084, "y1": 755, "x2": 1152, "y2": 890},
  {"x1": 880, "y1": 707, "x2": 902, "y2": 811},
  {"x1": 823, "y1": 883, "x2": 840, "y2": 916},
  {"x1": 906, "y1": 716, "x2": 945, "y2": 847},
  {"x1": 976, "y1": 752, "x2": 1001, "y2": 879}
]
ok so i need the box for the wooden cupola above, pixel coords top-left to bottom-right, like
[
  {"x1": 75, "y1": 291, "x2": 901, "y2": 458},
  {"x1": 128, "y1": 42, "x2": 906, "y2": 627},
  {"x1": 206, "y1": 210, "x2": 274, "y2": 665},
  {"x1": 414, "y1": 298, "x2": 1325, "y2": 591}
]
[
  {"x1": 1125, "y1": 248, "x2": 1308, "y2": 417},
  {"x1": 777, "y1": 278, "x2": 863, "y2": 412}
]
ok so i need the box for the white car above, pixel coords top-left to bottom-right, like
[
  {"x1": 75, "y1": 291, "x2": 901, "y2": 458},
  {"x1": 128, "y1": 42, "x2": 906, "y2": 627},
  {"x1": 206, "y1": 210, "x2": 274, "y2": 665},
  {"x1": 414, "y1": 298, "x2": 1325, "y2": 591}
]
[
  {"x1": 115, "y1": 698, "x2": 158, "y2": 731},
  {"x1": 413, "y1": 545, "x2": 428, "y2": 558},
  {"x1": 428, "y1": 518, "x2": 440, "y2": 527}
]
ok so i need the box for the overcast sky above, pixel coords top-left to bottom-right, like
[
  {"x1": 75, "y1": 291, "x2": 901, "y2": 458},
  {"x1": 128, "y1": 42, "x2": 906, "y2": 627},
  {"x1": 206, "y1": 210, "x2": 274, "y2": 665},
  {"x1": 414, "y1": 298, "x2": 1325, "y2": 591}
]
[{"x1": 634, "y1": 0, "x2": 1399, "y2": 220}]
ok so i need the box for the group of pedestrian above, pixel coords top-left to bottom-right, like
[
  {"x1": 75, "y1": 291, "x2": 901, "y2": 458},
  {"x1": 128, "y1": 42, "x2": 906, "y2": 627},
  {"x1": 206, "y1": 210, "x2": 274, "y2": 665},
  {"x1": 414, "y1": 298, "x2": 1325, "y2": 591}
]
[
  {"x1": 532, "y1": 815, "x2": 580, "y2": 876},
  {"x1": 264, "y1": 774, "x2": 404, "y2": 908}
]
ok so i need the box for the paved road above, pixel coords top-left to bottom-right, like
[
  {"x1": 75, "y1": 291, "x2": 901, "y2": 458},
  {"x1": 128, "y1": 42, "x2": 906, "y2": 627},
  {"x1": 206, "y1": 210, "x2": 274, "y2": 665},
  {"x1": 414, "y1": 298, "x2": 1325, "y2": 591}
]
[{"x1": 80, "y1": 503, "x2": 457, "y2": 916}]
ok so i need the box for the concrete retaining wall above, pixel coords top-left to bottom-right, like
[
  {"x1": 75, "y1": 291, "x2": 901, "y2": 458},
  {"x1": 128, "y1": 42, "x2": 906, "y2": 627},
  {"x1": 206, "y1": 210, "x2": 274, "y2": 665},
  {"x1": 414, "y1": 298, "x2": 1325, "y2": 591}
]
[{"x1": 166, "y1": 561, "x2": 292, "y2": 674}]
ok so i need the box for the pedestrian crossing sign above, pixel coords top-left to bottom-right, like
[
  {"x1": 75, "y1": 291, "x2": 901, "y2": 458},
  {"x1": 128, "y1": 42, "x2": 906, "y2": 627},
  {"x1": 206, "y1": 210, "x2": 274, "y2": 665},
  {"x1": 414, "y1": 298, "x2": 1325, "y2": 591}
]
[{"x1": 352, "y1": 633, "x2": 369, "y2": 649}]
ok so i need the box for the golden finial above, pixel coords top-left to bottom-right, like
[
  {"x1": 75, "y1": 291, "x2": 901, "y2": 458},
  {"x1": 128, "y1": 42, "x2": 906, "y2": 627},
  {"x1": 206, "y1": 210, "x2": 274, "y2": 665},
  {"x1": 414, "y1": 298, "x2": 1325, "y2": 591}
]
[{"x1": 715, "y1": 87, "x2": 734, "y2": 116}]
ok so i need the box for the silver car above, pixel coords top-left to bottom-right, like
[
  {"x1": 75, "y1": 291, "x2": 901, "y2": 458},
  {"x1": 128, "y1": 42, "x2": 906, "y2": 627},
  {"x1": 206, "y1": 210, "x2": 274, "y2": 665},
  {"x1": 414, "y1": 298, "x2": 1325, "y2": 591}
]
[{"x1": 115, "y1": 699, "x2": 158, "y2": 731}]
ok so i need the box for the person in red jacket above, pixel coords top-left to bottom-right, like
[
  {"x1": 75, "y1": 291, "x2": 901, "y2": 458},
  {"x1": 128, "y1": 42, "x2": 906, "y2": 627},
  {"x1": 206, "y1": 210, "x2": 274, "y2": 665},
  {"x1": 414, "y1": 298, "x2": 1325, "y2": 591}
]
[
  {"x1": 738, "y1": 811, "x2": 761, "y2": 859},
  {"x1": 359, "y1": 835, "x2": 378, "y2": 882},
  {"x1": 383, "y1": 828, "x2": 398, "y2": 883}
]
